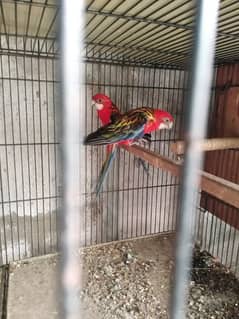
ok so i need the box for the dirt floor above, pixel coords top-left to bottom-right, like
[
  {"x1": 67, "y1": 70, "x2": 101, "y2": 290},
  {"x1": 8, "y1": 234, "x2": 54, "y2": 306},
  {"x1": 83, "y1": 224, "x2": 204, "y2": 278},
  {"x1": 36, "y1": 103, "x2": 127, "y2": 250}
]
[{"x1": 5, "y1": 234, "x2": 239, "y2": 319}]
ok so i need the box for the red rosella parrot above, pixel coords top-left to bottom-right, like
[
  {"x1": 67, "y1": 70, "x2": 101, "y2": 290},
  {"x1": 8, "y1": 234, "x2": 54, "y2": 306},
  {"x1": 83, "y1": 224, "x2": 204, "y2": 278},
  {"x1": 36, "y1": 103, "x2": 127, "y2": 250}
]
[
  {"x1": 92, "y1": 93, "x2": 151, "y2": 144},
  {"x1": 85, "y1": 106, "x2": 173, "y2": 195},
  {"x1": 85, "y1": 107, "x2": 173, "y2": 146},
  {"x1": 92, "y1": 93, "x2": 121, "y2": 126},
  {"x1": 92, "y1": 94, "x2": 151, "y2": 195}
]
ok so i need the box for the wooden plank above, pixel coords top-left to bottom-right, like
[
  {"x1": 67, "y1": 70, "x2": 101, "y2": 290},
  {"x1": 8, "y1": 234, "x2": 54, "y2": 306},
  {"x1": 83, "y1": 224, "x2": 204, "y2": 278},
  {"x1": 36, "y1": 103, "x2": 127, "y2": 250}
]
[
  {"x1": 121, "y1": 144, "x2": 239, "y2": 210},
  {"x1": 200, "y1": 171, "x2": 239, "y2": 212},
  {"x1": 224, "y1": 87, "x2": 239, "y2": 137},
  {"x1": 170, "y1": 138, "x2": 239, "y2": 155},
  {"x1": 201, "y1": 65, "x2": 239, "y2": 229},
  {"x1": 121, "y1": 145, "x2": 181, "y2": 176}
]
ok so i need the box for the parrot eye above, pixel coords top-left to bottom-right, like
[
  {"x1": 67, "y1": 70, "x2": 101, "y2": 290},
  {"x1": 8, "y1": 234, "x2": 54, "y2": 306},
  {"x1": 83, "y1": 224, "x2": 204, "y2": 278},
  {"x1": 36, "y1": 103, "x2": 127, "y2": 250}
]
[{"x1": 98, "y1": 99, "x2": 102, "y2": 103}]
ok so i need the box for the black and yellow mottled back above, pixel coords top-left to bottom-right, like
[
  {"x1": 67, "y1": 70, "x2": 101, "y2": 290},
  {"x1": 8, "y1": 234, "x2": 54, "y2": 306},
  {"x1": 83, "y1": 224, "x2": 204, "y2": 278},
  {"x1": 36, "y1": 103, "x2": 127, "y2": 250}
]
[{"x1": 84, "y1": 107, "x2": 155, "y2": 145}]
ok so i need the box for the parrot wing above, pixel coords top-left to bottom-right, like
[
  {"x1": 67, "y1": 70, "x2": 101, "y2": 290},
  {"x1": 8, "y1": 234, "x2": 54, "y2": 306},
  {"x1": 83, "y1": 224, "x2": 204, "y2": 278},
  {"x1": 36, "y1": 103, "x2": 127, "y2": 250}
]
[
  {"x1": 110, "y1": 104, "x2": 122, "y2": 123},
  {"x1": 84, "y1": 111, "x2": 147, "y2": 145}
]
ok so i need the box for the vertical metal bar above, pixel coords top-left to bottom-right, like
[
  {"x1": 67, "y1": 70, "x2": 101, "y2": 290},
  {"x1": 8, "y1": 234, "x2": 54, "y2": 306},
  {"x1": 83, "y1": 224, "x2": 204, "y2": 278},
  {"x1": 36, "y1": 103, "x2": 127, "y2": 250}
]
[
  {"x1": 144, "y1": 67, "x2": 151, "y2": 235},
  {"x1": 171, "y1": 1, "x2": 219, "y2": 319},
  {"x1": 126, "y1": 65, "x2": 131, "y2": 238},
  {"x1": 0, "y1": 160, "x2": 7, "y2": 265},
  {"x1": 16, "y1": 3, "x2": 29, "y2": 258},
  {"x1": 135, "y1": 67, "x2": 141, "y2": 237},
  {"x1": 154, "y1": 68, "x2": 163, "y2": 233},
  {"x1": 171, "y1": 70, "x2": 183, "y2": 232},
  {"x1": 151, "y1": 68, "x2": 159, "y2": 234},
  {"x1": 96, "y1": 59, "x2": 100, "y2": 243},
  {"x1": 52, "y1": 58, "x2": 59, "y2": 250},
  {"x1": 119, "y1": 64, "x2": 125, "y2": 238},
  {"x1": 115, "y1": 63, "x2": 121, "y2": 239},
  {"x1": 84, "y1": 62, "x2": 88, "y2": 247},
  {"x1": 163, "y1": 69, "x2": 171, "y2": 232},
  {"x1": 140, "y1": 66, "x2": 146, "y2": 236},
  {"x1": 45, "y1": 53, "x2": 53, "y2": 252},
  {"x1": 30, "y1": 55, "x2": 40, "y2": 255},
  {"x1": 169, "y1": 69, "x2": 178, "y2": 231},
  {"x1": 130, "y1": 64, "x2": 137, "y2": 238},
  {"x1": 121, "y1": 65, "x2": 128, "y2": 238},
  {"x1": 90, "y1": 61, "x2": 94, "y2": 245},
  {"x1": 7, "y1": 52, "x2": 21, "y2": 260},
  {"x1": 0, "y1": 55, "x2": 14, "y2": 262},
  {"x1": 15, "y1": 53, "x2": 27, "y2": 258},
  {"x1": 37, "y1": 51, "x2": 46, "y2": 254},
  {"x1": 160, "y1": 68, "x2": 167, "y2": 232},
  {"x1": 23, "y1": 54, "x2": 34, "y2": 256},
  {"x1": 108, "y1": 62, "x2": 115, "y2": 240},
  {"x1": 149, "y1": 67, "x2": 157, "y2": 234},
  {"x1": 60, "y1": 0, "x2": 85, "y2": 318}
]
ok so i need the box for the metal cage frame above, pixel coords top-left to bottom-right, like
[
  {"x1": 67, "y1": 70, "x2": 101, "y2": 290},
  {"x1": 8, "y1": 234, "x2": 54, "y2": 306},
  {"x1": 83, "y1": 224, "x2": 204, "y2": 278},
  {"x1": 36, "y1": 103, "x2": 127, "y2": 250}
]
[{"x1": 0, "y1": 1, "x2": 239, "y2": 318}]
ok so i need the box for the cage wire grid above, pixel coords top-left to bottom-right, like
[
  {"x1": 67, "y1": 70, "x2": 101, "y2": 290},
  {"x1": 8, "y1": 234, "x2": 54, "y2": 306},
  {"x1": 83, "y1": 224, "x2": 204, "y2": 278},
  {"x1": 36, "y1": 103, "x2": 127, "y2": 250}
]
[
  {"x1": 1, "y1": 0, "x2": 239, "y2": 64},
  {"x1": 83, "y1": 63, "x2": 186, "y2": 245},
  {"x1": 0, "y1": 47, "x2": 60, "y2": 264},
  {"x1": 195, "y1": 63, "x2": 239, "y2": 275},
  {"x1": 0, "y1": 0, "x2": 238, "y2": 279}
]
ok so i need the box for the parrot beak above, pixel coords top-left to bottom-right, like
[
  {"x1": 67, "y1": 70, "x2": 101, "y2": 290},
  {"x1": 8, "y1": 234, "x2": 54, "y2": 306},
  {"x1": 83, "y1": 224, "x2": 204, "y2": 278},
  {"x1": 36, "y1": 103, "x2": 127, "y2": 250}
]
[
  {"x1": 168, "y1": 121, "x2": 173, "y2": 129},
  {"x1": 92, "y1": 100, "x2": 104, "y2": 110},
  {"x1": 158, "y1": 120, "x2": 173, "y2": 130}
]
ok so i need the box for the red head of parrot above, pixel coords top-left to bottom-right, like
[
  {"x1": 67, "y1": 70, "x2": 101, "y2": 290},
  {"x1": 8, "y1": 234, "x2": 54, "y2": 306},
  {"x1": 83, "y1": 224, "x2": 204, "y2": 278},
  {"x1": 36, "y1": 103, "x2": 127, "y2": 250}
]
[
  {"x1": 92, "y1": 93, "x2": 120, "y2": 125},
  {"x1": 143, "y1": 109, "x2": 174, "y2": 134}
]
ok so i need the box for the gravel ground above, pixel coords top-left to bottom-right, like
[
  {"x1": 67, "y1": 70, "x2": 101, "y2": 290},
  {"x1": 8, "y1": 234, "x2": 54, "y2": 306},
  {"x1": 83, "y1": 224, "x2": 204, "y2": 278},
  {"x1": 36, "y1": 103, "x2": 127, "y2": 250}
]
[
  {"x1": 79, "y1": 238, "x2": 239, "y2": 319},
  {"x1": 6, "y1": 235, "x2": 239, "y2": 319},
  {"x1": 79, "y1": 239, "x2": 171, "y2": 319},
  {"x1": 187, "y1": 247, "x2": 239, "y2": 319}
]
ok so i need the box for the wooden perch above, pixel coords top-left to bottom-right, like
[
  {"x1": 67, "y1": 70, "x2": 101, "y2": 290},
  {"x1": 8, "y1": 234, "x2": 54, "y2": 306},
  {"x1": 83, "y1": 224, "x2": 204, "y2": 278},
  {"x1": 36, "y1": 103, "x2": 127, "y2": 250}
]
[
  {"x1": 121, "y1": 144, "x2": 239, "y2": 209},
  {"x1": 171, "y1": 138, "x2": 239, "y2": 155}
]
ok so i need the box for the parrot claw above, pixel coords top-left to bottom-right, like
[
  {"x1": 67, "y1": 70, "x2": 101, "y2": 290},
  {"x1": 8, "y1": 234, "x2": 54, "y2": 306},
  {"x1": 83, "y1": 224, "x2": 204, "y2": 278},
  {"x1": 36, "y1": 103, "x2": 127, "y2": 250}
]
[
  {"x1": 141, "y1": 133, "x2": 151, "y2": 143},
  {"x1": 129, "y1": 140, "x2": 140, "y2": 146},
  {"x1": 134, "y1": 157, "x2": 150, "y2": 175},
  {"x1": 134, "y1": 157, "x2": 140, "y2": 168},
  {"x1": 131, "y1": 133, "x2": 151, "y2": 147},
  {"x1": 130, "y1": 139, "x2": 146, "y2": 147}
]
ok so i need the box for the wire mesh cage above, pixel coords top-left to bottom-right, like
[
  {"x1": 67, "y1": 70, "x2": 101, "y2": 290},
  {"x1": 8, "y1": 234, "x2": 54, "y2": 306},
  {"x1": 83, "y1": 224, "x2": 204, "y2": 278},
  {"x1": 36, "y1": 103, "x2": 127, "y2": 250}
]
[
  {"x1": 0, "y1": 0, "x2": 60, "y2": 264},
  {"x1": 84, "y1": 64, "x2": 186, "y2": 244},
  {"x1": 0, "y1": 0, "x2": 239, "y2": 318}
]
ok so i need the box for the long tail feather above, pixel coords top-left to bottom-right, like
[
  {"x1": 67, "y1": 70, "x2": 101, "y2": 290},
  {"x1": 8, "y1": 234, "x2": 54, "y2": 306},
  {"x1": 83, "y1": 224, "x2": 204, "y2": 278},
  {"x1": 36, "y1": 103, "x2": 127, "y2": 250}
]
[{"x1": 95, "y1": 145, "x2": 117, "y2": 196}]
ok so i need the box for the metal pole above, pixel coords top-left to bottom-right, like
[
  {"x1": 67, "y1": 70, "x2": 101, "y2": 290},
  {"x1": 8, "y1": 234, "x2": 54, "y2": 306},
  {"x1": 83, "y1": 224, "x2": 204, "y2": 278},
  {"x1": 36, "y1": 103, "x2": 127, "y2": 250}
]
[
  {"x1": 60, "y1": 1, "x2": 85, "y2": 319},
  {"x1": 171, "y1": 1, "x2": 220, "y2": 318}
]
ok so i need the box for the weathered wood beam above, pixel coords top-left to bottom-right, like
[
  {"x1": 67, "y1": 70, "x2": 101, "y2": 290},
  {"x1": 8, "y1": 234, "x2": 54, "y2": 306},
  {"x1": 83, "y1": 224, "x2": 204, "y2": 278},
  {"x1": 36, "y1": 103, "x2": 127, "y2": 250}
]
[
  {"x1": 121, "y1": 144, "x2": 239, "y2": 209},
  {"x1": 170, "y1": 138, "x2": 239, "y2": 155}
]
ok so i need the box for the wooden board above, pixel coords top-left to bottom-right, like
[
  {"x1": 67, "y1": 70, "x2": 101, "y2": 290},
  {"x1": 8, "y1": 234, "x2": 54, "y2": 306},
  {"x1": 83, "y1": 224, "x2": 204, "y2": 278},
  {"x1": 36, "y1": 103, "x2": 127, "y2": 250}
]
[
  {"x1": 201, "y1": 64, "x2": 239, "y2": 229},
  {"x1": 121, "y1": 145, "x2": 239, "y2": 210},
  {"x1": 224, "y1": 87, "x2": 239, "y2": 137}
]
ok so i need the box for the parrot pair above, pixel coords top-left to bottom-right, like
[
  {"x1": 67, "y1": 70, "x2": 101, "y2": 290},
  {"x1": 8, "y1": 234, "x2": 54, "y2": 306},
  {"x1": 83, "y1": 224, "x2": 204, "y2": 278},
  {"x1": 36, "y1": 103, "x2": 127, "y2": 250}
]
[
  {"x1": 86, "y1": 93, "x2": 174, "y2": 195},
  {"x1": 90, "y1": 94, "x2": 153, "y2": 195}
]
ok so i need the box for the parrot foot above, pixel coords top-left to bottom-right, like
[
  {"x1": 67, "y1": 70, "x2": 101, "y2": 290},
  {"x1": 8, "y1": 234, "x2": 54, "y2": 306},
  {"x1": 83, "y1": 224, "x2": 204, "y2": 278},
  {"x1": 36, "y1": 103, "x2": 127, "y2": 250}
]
[
  {"x1": 130, "y1": 140, "x2": 147, "y2": 147},
  {"x1": 141, "y1": 133, "x2": 151, "y2": 143},
  {"x1": 129, "y1": 140, "x2": 140, "y2": 146},
  {"x1": 134, "y1": 157, "x2": 150, "y2": 175}
]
